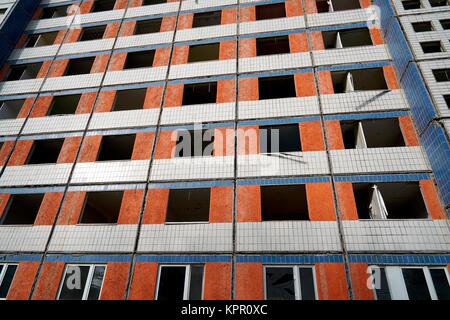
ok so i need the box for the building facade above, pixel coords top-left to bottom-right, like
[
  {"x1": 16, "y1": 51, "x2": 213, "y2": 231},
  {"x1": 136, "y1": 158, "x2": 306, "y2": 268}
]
[{"x1": 0, "y1": 0, "x2": 449, "y2": 300}]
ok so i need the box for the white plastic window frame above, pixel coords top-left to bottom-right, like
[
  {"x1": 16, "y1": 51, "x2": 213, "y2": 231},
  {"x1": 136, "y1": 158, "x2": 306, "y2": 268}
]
[
  {"x1": 370, "y1": 266, "x2": 450, "y2": 300},
  {"x1": 263, "y1": 265, "x2": 318, "y2": 300},
  {"x1": 56, "y1": 264, "x2": 107, "y2": 300},
  {"x1": 0, "y1": 263, "x2": 18, "y2": 300},
  {"x1": 155, "y1": 264, "x2": 205, "y2": 300}
]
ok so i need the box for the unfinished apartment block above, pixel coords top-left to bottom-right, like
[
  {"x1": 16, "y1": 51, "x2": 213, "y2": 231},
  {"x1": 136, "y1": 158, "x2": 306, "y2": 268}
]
[{"x1": 0, "y1": 0, "x2": 448, "y2": 302}]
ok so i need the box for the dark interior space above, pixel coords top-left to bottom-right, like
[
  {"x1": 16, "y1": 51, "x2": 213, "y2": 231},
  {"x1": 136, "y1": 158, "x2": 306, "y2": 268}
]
[
  {"x1": 134, "y1": 18, "x2": 162, "y2": 35},
  {"x1": 124, "y1": 50, "x2": 155, "y2": 69},
  {"x1": 182, "y1": 81, "x2": 217, "y2": 105},
  {"x1": 166, "y1": 188, "x2": 210, "y2": 222},
  {"x1": 256, "y1": 35, "x2": 290, "y2": 56},
  {"x1": 0, "y1": 100, "x2": 24, "y2": 119},
  {"x1": 79, "y1": 26, "x2": 106, "y2": 42},
  {"x1": 65, "y1": 57, "x2": 95, "y2": 76},
  {"x1": 47, "y1": 94, "x2": 81, "y2": 115},
  {"x1": 175, "y1": 129, "x2": 214, "y2": 158},
  {"x1": 259, "y1": 124, "x2": 301, "y2": 153},
  {"x1": 192, "y1": 11, "x2": 222, "y2": 28},
  {"x1": 255, "y1": 3, "x2": 286, "y2": 21},
  {"x1": 1, "y1": 193, "x2": 44, "y2": 225},
  {"x1": 331, "y1": 68, "x2": 388, "y2": 93},
  {"x1": 258, "y1": 75, "x2": 297, "y2": 100},
  {"x1": 97, "y1": 134, "x2": 136, "y2": 161},
  {"x1": 261, "y1": 184, "x2": 309, "y2": 220},
  {"x1": 341, "y1": 118, "x2": 405, "y2": 149},
  {"x1": 322, "y1": 28, "x2": 372, "y2": 49},
  {"x1": 91, "y1": 0, "x2": 116, "y2": 13},
  {"x1": 188, "y1": 43, "x2": 220, "y2": 63},
  {"x1": 112, "y1": 88, "x2": 146, "y2": 111},
  {"x1": 27, "y1": 139, "x2": 64, "y2": 164},
  {"x1": 79, "y1": 191, "x2": 123, "y2": 224},
  {"x1": 353, "y1": 182, "x2": 428, "y2": 219}
]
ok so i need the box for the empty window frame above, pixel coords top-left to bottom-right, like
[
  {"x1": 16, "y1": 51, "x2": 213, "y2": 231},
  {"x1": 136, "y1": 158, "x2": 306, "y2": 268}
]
[
  {"x1": 331, "y1": 68, "x2": 388, "y2": 93},
  {"x1": 412, "y1": 21, "x2": 434, "y2": 32},
  {"x1": 134, "y1": 18, "x2": 162, "y2": 35},
  {"x1": 440, "y1": 19, "x2": 450, "y2": 30},
  {"x1": 0, "y1": 8, "x2": 7, "y2": 17},
  {"x1": 429, "y1": 0, "x2": 449, "y2": 7},
  {"x1": 261, "y1": 185, "x2": 309, "y2": 221},
  {"x1": 0, "y1": 193, "x2": 44, "y2": 225},
  {"x1": 192, "y1": 11, "x2": 222, "y2": 28},
  {"x1": 322, "y1": 28, "x2": 372, "y2": 49},
  {"x1": 182, "y1": 81, "x2": 217, "y2": 105},
  {"x1": 316, "y1": 0, "x2": 361, "y2": 12},
  {"x1": 156, "y1": 265, "x2": 204, "y2": 300},
  {"x1": 188, "y1": 43, "x2": 220, "y2": 63},
  {"x1": 40, "y1": 5, "x2": 68, "y2": 19},
  {"x1": 57, "y1": 265, "x2": 106, "y2": 300},
  {"x1": 340, "y1": 118, "x2": 406, "y2": 149},
  {"x1": 91, "y1": 0, "x2": 116, "y2": 13},
  {"x1": 143, "y1": 0, "x2": 167, "y2": 5},
  {"x1": 264, "y1": 266, "x2": 317, "y2": 300},
  {"x1": 444, "y1": 94, "x2": 450, "y2": 108},
  {"x1": 433, "y1": 68, "x2": 450, "y2": 82},
  {"x1": 5, "y1": 63, "x2": 42, "y2": 81},
  {"x1": 255, "y1": 3, "x2": 286, "y2": 20},
  {"x1": 79, "y1": 191, "x2": 123, "y2": 224},
  {"x1": 47, "y1": 94, "x2": 81, "y2": 116},
  {"x1": 79, "y1": 26, "x2": 106, "y2": 42},
  {"x1": 175, "y1": 129, "x2": 214, "y2": 158},
  {"x1": 402, "y1": 0, "x2": 422, "y2": 9},
  {"x1": 0, "y1": 264, "x2": 18, "y2": 299},
  {"x1": 256, "y1": 35, "x2": 290, "y2": 56},
  {"x1": 25, "y1": 32, "x2": 58, "y2": 48},
  {"x1": 421, "y1": 41, "x2": 444, "y2": 53},
  {"x1": 27, "y1": 139, "x2": 64, "y2": 164},
  {"x1": 111, "y1": 88, "x2": 146, "y2": 111},
  {"x1": 65, "y1": 57, "x2": 95, "y2": 76},
  {"x1": 0, "y1": 99, "x2": 24, "y2": 119},
  {"x1": 352, "y1": 182, "x2": 428, "y2": 220},
  {"x1": 166, "y1": 188, "x2": 210, "y2": 223},
  {"x1": 97, "y1": 134, "x2": 136, "y2": 161},
  {"x1": 371, "y1": 266, "x2": 450, "y2": 300},
  {"x1": 124, "y1": 50, "x2": 155, "y2": 69},
  {"x1": 259, "y1": 124, "x2": 301, "y2": 153},
  {"x1": 258, "y1": 75, "x2": 296, "y2": 100}
]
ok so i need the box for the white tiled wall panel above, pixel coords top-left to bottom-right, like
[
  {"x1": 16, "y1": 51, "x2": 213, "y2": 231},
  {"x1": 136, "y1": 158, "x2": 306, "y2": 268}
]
[
  {"x1": 138, "y1": 223, "x2": 233, "y2": 252},
  {"x1": 103, "y1": 66, "x2": 167, "y2": 86},
  {"x1": 8, "y1": 45, "x2": 60, "y2": 62},
  {"x1": 239, "y1": 52, "x2": 312, "y2": 73},
  {"x1": 181, "y1": 0, "x2": 237, "y2": 12},
  {"x1": 240, "y1": 16, "x2": 305, "y2": 36},
  {"x1": 71, "y1": 160, "x2": 150, "y2": 184},
  {"x1": 48, "y1": 225, "x2": 138, "y2": 252},
  {"x1": 114, "y1": 31, "x2": 174, "y2": 50},
  {"x1": 150, "y1": 156, "x2": 235, "y2": 181},
  {"x1": 330, "y1": 146, "x2": 430, "y2": 174},
  {"x1": 238, "y1": 96, "x2": 320, "y2": 120},
  {"x1": 0, "y1": 163, "x2": 72, "y2": 186},
  {"x1": 161, "y1": 102, "x2": 235, "y2": 125},
  {"x1": 0, "y1": 226, "x2": 52, "y2": 252},
  {"x1": 168, "y1": 59, "x2": 236, "y2": 79},
  {"x1": 88, "y1": 109, "x2": 159, "y2": 130},
  {"x1": 343, "y1": 219, "x2": 450, "y2": 252},
  {"x1": 125, "y1": 1, "x2": 179, "y2": 19},
  {"x1": 238, "y1": 151, "x2": 330, "y2": 178},
  {"x1": 22, "y1": 114, "x2": 90, "y2": 135},
  {"x1": 313, "y1": 45, "x2": 390, "y2": 66},
  {"x1": 321, "y1": 90, "x2": 409, "y2": 114},
  {"x1": 307, "y1": 9, "x2": 371, "y2": 27},
  {"x1": 0, "y1": 78, "x2": 44, "y2": 96},
  {"x1": 41, "y1": 73, "x2": 103, "y2": 92},
  {"x1": 237, "y1": 221, "x2": 342, "y2": 252},
  {"x1": 175, "y1": 24, "x2": 237, "y2": 42},
  {"x1": 0, "y1": 118, "x2": 25, "y2": 136}
]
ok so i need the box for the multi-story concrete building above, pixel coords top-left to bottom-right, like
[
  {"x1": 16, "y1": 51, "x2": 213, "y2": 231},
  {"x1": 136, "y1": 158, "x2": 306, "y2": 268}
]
[{"x1": 0, "y1": 0, "x2": 449, "y2": 300}]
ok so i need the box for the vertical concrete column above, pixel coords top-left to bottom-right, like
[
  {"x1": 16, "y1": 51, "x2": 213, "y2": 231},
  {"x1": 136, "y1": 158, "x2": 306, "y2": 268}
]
[
  {"x1": 399, "y1": 116, "x2": 420, "y2": 146},
  {"x1": 325, "y1": 120, "x2": 345, "y2": 150},
  {"x1": 300, "y1": 121, "x2": 325, "y2": 151},
  {"x1": 142, "y1": 188, "x2": 170, "y2": 224},
  {"x1": 315, "y1": 263, "x2": 349, "y2": 300},
  {"x1": 210, "y1": 186, "x2": 233, "y2": 223},
  {"x1": 129, "y1": 262, "x2": 158, "y2": 300},
  {"x1": 237, "y1": 185, "x2": 261, "y2": 222},
  {"x1": 350, "y1": 263, "x2": 374, "y2": 300},
  {"x1": 100, "y1": 262, "x2": 130, "y2": 300},
  {"x1": 317, "y1": 70, "x2": 334, "y2": 94},
  {"x1": 304, "y1": 0, "x2": 318, "y2": 14},
  {"x1": 306, "y1": 182, "x2": 336, "y2": 221},
  {"x1": 335, "y1": 182, "x2": 359, "y2": 220},
  {"x1": 235, "y1": 263, "x2": 264, "y2": 300},
  {"x1": 383, "y1": 65, "x2": 400, "y2": 90},
  {"x1": 203, "y1": 262, "x2": 232, "y2": 299},
  {"x1": 31, "y1": 262, "x2": 65, "y2": 300},
  {"x1": 57, "y1": 192, "x2": 88, "y2": 225},
  {"x1": 420, "y1": 180, "x2": 446, "y2": 219}
]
